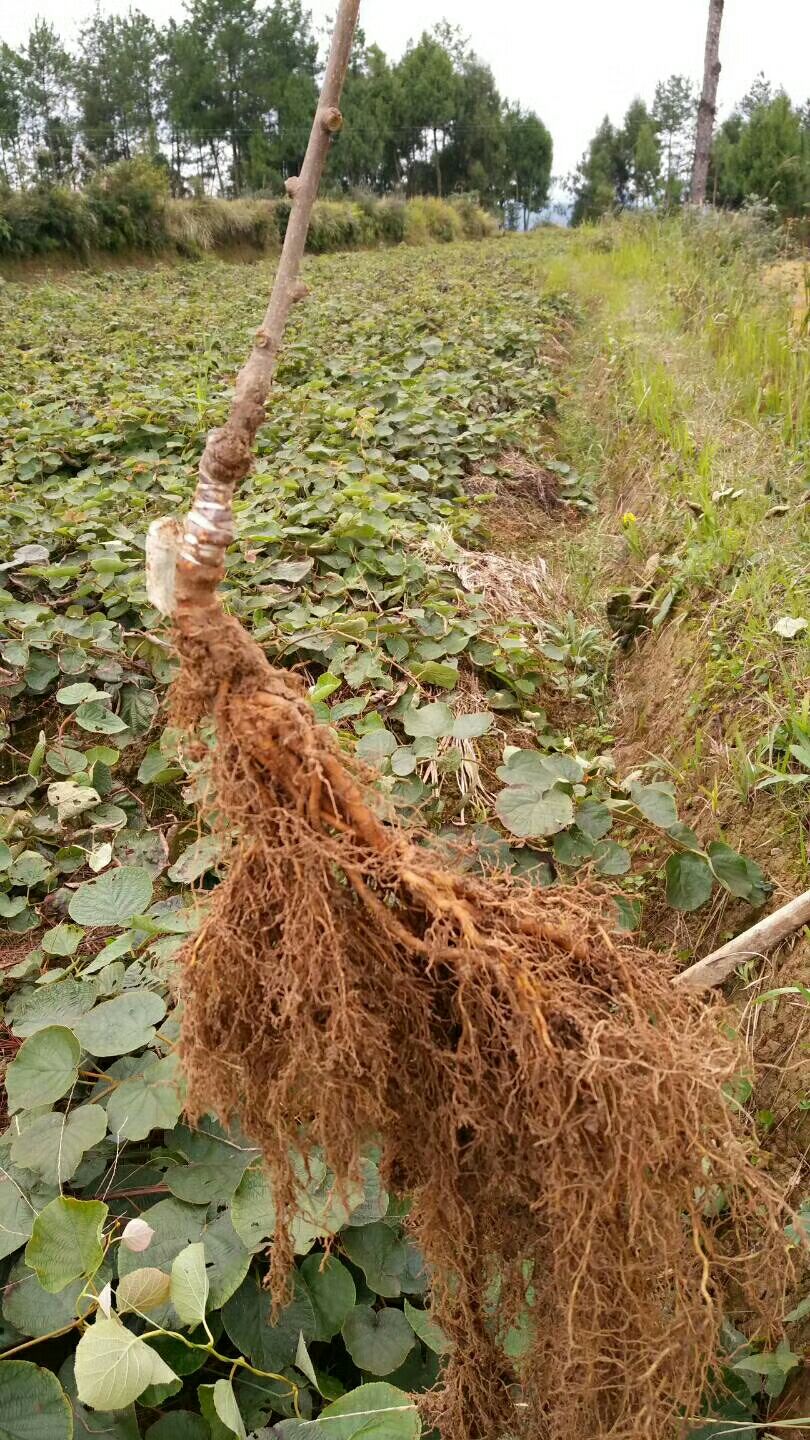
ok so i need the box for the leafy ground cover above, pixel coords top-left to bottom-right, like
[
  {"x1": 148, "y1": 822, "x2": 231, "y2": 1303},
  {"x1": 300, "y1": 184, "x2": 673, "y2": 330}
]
[{"x1": 0, "y1": 224, "x2": 807, "y2": 1434}]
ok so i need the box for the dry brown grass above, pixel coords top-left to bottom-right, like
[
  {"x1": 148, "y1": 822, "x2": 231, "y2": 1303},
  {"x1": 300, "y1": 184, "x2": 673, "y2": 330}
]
[
  {"x1": 420, "y1": 521, "x2": 557, "y2": 629},
  {"x1": 763, "y1": 259, "x2": 810, "y2": 334},
  {"x1": 464, "y1": 448, "x2": 579, "y2": 556}
]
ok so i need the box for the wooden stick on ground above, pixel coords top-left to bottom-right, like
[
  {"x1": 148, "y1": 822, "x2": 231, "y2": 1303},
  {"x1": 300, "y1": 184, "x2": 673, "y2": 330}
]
[{"x1": 673, "y1": 889, "x2": 810, "y2": 991}]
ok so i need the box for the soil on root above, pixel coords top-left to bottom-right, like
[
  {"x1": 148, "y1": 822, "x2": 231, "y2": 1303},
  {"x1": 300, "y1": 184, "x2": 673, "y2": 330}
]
[{"x1": 172, "y1": 604, "x2": 789, "y2": 1440}]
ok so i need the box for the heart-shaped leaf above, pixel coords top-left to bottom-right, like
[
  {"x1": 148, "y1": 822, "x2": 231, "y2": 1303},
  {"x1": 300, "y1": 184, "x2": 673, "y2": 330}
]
[
  {"x1": 105, "y1": 1054, "x2": 183, "y2": 1140},
  {"x1": 403, "y1": 1299, "x2": 452, "y2": 1354},
  {"x1": 284, "y1": 1382, "x2": 420, "y2": 1439},
  {"x1": 171, "y1": 1243, "x2": 209, "y2": 1328},
  {"x1": 402, "y1": 702, "x2": 453, "y2": 739},
  {"x1": 341, "y1": 1305, "x2": 415, "y2": 1375},
  {"x1": 356, "y1": 729, "x2": 397, "y2": 763},
  {"x1": 300, "y1": 1253, "x2": 356, "y2": 1340},
  {"x1": 74, "y1": 700, "x2": 128, "y2": 734},
  {"x1": 0, "y1": 1360, "x2": 73, "y2": 1440},
  {"x1": 117, "y1": 1267, "x2": 172, "y2": 1314},
  {"x1": 628, "y1": 780, "x2": 678, "y2": 829},
  {"x1": 341, "y1": 1223, "x2": 408, "y2": 1298},
  {"x1": 68, "y1": 866, "x2": 154, "y2": 926},
  {"x1": 664, "y1": 852, "x2": 714, "y2": 911},
  {"x1": 25, "y1": 1196, "x2": 108, "y2": 1293},
  {"x1": 5, "y1": 1026, "x2": 81, "y2": 1112},
  {"x1": 74, "y1": 1317, "x2": 177, "y2": 1409},
  {"x1": 13, "y1": 1107, "x2": 108, "y2": 1186},
  {"x1": 495, "y1": 785, "x2": 575, "y2": 839},
  {"x1": 72, "y1": 990, "x2": 166, "y2": 1057},
  {"x1": 451, "y1": 711, "x2": 493, "y2": 740}
]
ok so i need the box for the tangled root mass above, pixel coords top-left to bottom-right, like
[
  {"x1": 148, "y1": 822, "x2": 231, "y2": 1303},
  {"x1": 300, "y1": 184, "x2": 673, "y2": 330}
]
[{"x1": 174, "y1": 609, "x2": 786, "y2": 1440}]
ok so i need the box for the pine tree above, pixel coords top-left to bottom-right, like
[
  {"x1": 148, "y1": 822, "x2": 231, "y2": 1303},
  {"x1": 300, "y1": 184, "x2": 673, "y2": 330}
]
[
  {"x1": 20, "y1": 20, "x2": 76, "y2": 182},
  {"x1": 76, "y1": 10, "x2": 160, "y2": 168},
  {"x1": 653, "y1": 74, "x2": 696, "y2": 205},
  {"x1": 503, "y1": 105, "x2": 552, "y2": 226}
]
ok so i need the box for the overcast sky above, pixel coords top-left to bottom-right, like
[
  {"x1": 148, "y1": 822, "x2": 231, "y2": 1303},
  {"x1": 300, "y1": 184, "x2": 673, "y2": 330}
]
[{"x1": 3, "y1": 0, "x2": 808, "y2": 178}]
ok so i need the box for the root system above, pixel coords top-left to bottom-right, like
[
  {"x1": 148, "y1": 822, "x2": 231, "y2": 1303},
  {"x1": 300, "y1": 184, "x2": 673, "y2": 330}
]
[{"x1": 174, "y1": 607, "x2": 787, "y2": 1440}]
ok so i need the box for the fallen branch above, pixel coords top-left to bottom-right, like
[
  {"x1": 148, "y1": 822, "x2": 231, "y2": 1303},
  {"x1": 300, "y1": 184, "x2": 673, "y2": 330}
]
[{"x1": 673, "y1": 889, "x2": 810, "y2": 991}]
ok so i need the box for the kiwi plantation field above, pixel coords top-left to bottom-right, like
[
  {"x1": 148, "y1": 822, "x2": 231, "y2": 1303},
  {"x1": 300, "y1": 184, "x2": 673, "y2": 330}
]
[{"x1": 0, "y1": 223, "x2": 808, "y2": 1434}]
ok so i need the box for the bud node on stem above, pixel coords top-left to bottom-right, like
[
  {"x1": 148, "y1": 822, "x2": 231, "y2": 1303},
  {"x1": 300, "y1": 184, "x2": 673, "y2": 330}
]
[{"x1": 319, "y1": 106, "x2": 343, "y2": 133}]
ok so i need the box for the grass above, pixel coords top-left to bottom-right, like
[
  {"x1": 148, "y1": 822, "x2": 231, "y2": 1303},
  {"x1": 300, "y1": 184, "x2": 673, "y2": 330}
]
[
  {"x1": 163, "y1": 194, "x2": 280, "y2": 254},
  {"x1": 543, "y1": 215, "x2": 810, "y2": 1426},
  {"x1": 543, "y1": 216, "x2": 809, "y2": 907},
  {"x1": 0, "y1": 160, "x2": 497, "y2": 269}
]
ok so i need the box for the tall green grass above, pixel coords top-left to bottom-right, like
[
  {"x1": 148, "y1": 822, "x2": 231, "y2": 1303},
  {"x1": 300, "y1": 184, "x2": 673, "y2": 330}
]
[
  {"x1": 634, "y1": 211, "x2": 808, "y2": 448},
  {"x1": 701, "y1": 288, "x2": 809, "y2": 446},
  {"x1": 552, "y1": 211, "x2": 809, "y2": 449},
  {"x1": 551, "y1": 210, "x2": 809, "y2": 814}
]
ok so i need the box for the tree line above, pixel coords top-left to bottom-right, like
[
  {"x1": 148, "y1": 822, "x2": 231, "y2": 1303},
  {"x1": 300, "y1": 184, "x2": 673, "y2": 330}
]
[
  {"x1": 571, "y1": 71, "x2": 810, "y2": 223},
  {"x1": 0, "y1": 3, "x2": 553, "y2": 218}
]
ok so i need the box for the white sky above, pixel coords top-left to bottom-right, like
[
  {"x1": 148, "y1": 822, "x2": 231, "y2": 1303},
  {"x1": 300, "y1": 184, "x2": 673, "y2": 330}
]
[{"x1": 3, "y1": 0, "x2": 808, "y2": 178}]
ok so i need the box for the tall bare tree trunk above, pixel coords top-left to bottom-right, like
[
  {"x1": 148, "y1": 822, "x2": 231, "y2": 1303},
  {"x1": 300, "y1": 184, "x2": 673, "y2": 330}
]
[{"x1": 690, "y1": 0, "x2": 724, "y2": 205}]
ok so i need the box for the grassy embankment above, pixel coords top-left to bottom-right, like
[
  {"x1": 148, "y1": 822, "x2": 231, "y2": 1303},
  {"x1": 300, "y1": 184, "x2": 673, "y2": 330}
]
[
  {"x1": 546, "y1": 217, "x2": 809, "y2": 916},
  {"x1": 539, "y1": 213, "x2": 809, "y2": 1422},
  {"x1": 0, "y1": 171, "x2": 495, "y2": 274},
  {"x1": 541, "y1": 213, "x2": 809, "y2": 1279}
]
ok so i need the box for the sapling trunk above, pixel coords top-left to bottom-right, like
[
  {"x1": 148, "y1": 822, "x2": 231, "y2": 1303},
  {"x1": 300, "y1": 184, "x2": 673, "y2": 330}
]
[
  {"x1": 152, "y1": 6, "x2": 790, "y2": 1437},
  {"x1": 172, "y1": 0, "x2": 359, "y2": 618}
]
